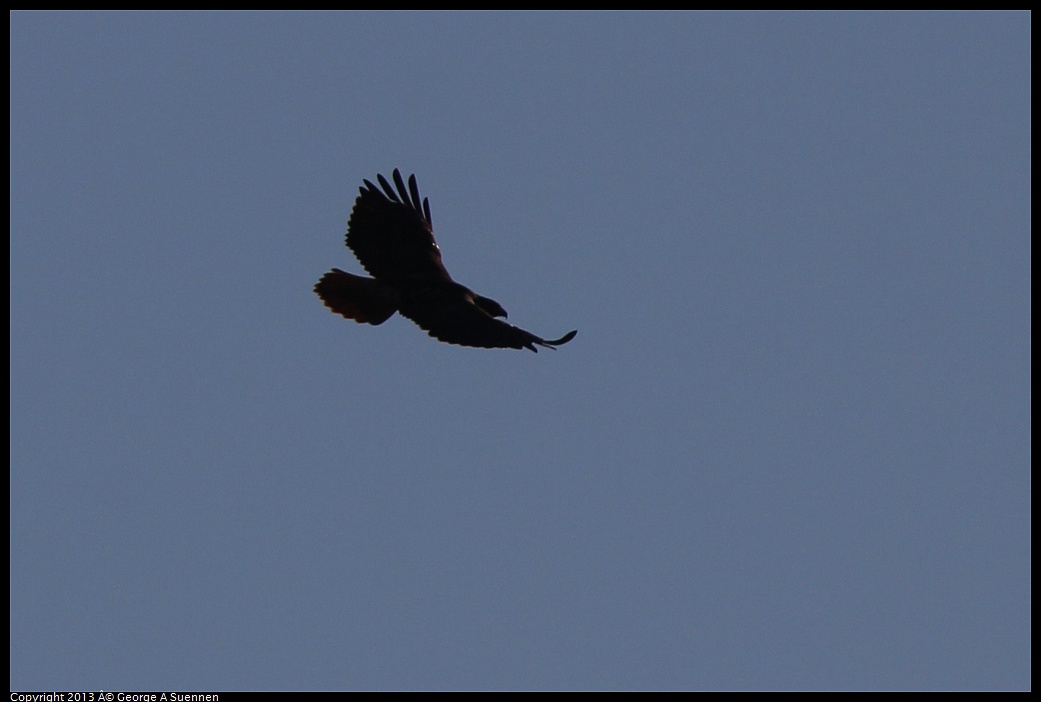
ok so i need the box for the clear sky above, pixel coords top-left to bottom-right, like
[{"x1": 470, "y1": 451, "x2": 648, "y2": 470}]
[{"x1": 10, "y1": 11, "x2": 1030, "y2": 691}]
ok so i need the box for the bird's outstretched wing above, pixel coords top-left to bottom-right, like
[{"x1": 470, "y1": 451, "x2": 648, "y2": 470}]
[
  {"x1": 398, "y1": 286, "x2": 577, "y2": 353},
  {"x1": 345, "y1": 169, "x2": 451, "y2": 282}
]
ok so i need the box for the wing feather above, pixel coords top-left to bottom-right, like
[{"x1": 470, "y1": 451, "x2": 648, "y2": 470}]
[
  {"x1": 392, "y1": 169, "x2": 410, "y2": 207},
  {"x1": 407, "y1": 173, "x2": 422, "y2": 212},
  {"x1": 376, "y1": 173, "x2": 401, "y2": 202}
]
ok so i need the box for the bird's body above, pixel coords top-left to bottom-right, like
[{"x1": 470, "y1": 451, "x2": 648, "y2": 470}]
[{"x1": 315, "y1": 170, "x2": 576, "y2": 352}]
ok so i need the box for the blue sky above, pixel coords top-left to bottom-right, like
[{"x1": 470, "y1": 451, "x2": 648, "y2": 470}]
[{"x1": 10, "y1": 12, "x2": 1030, "y2": 691}]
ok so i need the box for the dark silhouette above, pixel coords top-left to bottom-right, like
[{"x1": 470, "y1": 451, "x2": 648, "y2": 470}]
[{"x1": 315, "y1": 170, "x2": 577, "y2": 353}]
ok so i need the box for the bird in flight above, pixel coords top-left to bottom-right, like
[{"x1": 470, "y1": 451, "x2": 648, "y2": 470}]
[{"x1": 315, "y1": 169, "x2": 577, "y2": 352}]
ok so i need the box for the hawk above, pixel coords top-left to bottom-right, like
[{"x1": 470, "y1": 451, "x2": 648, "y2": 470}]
[{"x1": 315, "y1": 170, "x2": 577, "y2": 353}]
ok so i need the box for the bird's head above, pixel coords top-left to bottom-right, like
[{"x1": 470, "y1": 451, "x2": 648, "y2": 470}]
[{"x1": 474, "y1": 294, "x2": 508, "y2": 319}]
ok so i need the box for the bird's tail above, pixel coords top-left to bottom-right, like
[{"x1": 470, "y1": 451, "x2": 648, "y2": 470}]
[{"x1": 314, "y1": 269, "x2": 399, "y2": 325}]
